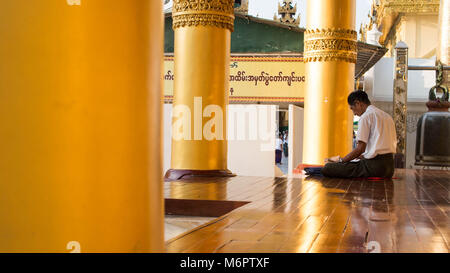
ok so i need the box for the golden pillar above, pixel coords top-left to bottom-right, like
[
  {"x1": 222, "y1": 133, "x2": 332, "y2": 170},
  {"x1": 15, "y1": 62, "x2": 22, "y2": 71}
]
[
  {"x1": 0, "y1": 0, "x2": 164, "y2": 252},
  {"x1": 302, "y1": 0, "x2": 357, "y2": 165},
  {"x1": 438, "y1": 0, "x2": 450, "y2": 85},
  {"x1": 165, "y1": 0, "x2": 235, "y2": 180}
]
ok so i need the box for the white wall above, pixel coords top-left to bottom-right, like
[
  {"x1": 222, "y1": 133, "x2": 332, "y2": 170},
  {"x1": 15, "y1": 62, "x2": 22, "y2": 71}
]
[
  {"x1": 403, "y1": 15, "x2": 439, "y2": 58},
  {"x1": 288, "y1": 105, "x2": 304, "y2": 176},
  {"x1": 163, "y1": 104, "x2": 278, "y2": 177},
  {"x1": 365, "y1": 57, "x2": 436, "y2": 103},
  {"x1": 228, "y1": 105, "x2": 277, "y2": 177}
]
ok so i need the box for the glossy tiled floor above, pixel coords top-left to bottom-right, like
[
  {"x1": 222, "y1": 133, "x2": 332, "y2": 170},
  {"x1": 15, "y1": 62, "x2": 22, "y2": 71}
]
[
  {"x1": 276, "y1": 154, "x2": 288, "y2": 174},
  {"x1": 165, "y1": 215, "x2": 216, "y2": 241},
  {"x1": 164, "y1": 169, "x2": 449, "y2": 253}
]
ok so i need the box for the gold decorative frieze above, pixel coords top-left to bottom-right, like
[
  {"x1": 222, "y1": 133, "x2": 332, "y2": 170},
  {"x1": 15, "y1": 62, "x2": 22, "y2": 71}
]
[
  {"x1": 375, "y1": 0, "x2": 440, "y2": 27},
  {"x1": 304, "y1": 28, "x2": 357, "y2": 63},
  {"x1": 365, "y1": 0, "x2": 440, "y2": 46},
  {"x1": 172, "y1": 0, "x2": 235, "y2": 31}
]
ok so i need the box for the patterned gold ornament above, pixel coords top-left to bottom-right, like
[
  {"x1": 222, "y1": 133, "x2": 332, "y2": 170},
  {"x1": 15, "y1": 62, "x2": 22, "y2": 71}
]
[
  {"x1": 172, "y1": 0, "x2": 235, "y2": 31},
  {"x1": 304, "y1": 28, "x2": 357, "y2": 63}
]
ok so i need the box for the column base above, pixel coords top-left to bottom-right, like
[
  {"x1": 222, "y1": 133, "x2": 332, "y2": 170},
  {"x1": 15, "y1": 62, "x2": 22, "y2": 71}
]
[{"x1": 164, "y1": 169, "x2": 236, "y2": 181}]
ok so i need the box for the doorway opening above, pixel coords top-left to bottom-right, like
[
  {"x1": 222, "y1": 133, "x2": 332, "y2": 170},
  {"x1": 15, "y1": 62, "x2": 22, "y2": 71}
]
[{"x1": 276, "y1": 109, "x2": 289, "y2": 175}]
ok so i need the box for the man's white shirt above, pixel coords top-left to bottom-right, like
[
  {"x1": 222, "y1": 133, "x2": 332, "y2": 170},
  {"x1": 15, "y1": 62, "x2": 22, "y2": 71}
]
[
  {"x1": 356, "y1": 105, "x2": 397, "y2": 159},
  {"x1": 275, "y1": 138, "x2": 283, "y2": 151}
]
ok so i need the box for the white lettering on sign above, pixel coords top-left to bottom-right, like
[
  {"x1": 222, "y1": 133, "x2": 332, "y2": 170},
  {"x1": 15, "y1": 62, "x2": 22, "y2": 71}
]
[
  {"x1": 367, "y1": 241, "x2": 381, "y2": 253},
  {"x1": 67, "y1": 241, "x2": 81, "y2": 253},
  {"x1": 67, "y1": 0, "x2": 81, "y2": 6}
]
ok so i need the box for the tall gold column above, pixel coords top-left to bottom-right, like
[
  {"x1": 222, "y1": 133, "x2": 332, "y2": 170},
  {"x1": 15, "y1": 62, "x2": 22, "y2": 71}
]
[
  {"x1": 438, "y1": 0, "x2": 450, "y2": 85},
  {"x1": 165, "y1": 0, "x2": 235, "y2": 180},
  {"x1": 0, "y1": 0, "x2": 164, "y2": 252},
  {"x1": 302, "y1": 0, "x2": 356, "y2": 165}
]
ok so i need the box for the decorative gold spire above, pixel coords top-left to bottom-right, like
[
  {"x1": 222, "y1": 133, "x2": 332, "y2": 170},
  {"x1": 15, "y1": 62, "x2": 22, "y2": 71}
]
[
  {"x1": 359, "y1": 23, "x2": 367, "y2": 42},
  {"x1": 273, "y1": 0, "x2": 300, "y2": 26},
  {"x1": 234, "y1": 0, "x2": 249, "y2": 14}
]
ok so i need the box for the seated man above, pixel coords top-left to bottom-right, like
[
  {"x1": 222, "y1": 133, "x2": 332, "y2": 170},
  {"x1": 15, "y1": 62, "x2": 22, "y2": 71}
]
[{"x1": 321, "y1": 90, "x2": 397, "y2": 178}]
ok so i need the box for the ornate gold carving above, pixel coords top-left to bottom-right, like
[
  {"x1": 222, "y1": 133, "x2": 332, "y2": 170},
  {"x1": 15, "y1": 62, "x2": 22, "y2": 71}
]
[
  {"x1": 393, "y1": 43, "x2": 408, "y2": 156},
  {"x1": 305, "y1": 28, "x2": 357, "y2": 40},
  {"x1": 173, "y1": 13, "x2": 235, "y2": 30},
  {"x1": 374, "y1": 0, "x2": 439, "y2": 39},
  {"x1": 362, "y1": 0, "x2": 440, "y2": 46},
  {"x1": 234, "y1": 0, "x2": 248, "y2": 14},
  {"x1": 304, "y1": 28, "x2": 357, "y2": 63},
  {"x1": 375, "y1": 0, "x2": 440, "y2": 24},
  {"x1": 274, "y1": 0, "x2": 300, "y2": 26},
  {"x1": 172, "y1": 0, "x2": 235, "y2": 31}
]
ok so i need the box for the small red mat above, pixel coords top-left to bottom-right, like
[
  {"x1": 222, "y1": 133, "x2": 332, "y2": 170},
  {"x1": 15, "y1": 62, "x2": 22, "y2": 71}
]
[
  {"x1": 354, "y1": 177, "x2": 398, "y2": 180},
  {"x1": 294, "y1": 164, "x2": 324, "y2": 170}
]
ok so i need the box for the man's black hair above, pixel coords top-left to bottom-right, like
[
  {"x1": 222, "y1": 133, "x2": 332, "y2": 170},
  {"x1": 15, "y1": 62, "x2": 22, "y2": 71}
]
[{"x1": 347, "y1": 90, "x2": 371, "y2": 105}]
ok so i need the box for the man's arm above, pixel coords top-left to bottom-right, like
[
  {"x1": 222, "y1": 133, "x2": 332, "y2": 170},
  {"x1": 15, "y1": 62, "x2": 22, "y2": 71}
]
[{"x1": 341, "y1": 141, "x2": 366, "y2": 162}]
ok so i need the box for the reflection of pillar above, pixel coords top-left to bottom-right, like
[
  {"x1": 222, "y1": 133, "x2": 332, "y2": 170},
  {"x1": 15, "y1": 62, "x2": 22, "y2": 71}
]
[
  {"x1": 302, "y1": 0, "x2": 356, "y2": 165},
  {"x1": 169, "y1": 181, "x2": 227, "y2": 200},
  {"x1": 0, "y1": 1, "x2": 164, "y2": 252},
  {"x1": 165, "y1": 1, "x2": 235, "y2": 180},
  {"x1": 393, "y1": 42, "x2": 409, "y2": 168},
  {"x1": 438, "y1": 0, "x2": 450, "y2": 85}
]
